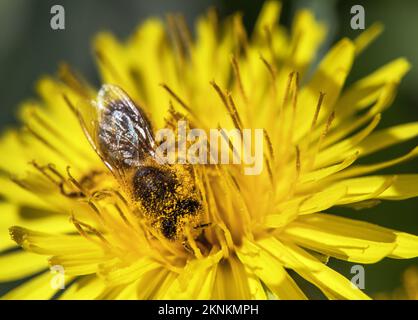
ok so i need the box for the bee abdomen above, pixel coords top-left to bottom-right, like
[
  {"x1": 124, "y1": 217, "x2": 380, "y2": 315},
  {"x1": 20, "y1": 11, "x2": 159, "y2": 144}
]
[
  {"x1": 133, "y1": 166, "x2": 202, "y2": 240},
  {"x1": 175, "y1": 199, "x2": 201, "y2": 217},
  {"x1": 160, "y1": 218, "x2": 177, "y2": 239},
  {"x1": 132, "y1": 166, "x2": 177, "y2": 213}
]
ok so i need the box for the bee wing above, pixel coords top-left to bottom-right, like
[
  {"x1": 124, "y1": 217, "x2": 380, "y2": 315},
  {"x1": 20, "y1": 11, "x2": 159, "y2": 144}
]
[{"x1": 76, "y1": 84, "x2": 157, "y2": 180}]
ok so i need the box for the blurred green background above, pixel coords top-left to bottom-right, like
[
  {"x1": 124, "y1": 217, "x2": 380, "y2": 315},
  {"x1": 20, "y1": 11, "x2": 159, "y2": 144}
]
[{"x1": 0, "y1": 0, "x2": 417, "y2": 299}]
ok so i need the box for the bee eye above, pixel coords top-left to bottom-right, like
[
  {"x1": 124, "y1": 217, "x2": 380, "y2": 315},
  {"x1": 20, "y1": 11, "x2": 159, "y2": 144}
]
[{"x1": 160, "y1": 218, "x2": 177, "y2": 239}]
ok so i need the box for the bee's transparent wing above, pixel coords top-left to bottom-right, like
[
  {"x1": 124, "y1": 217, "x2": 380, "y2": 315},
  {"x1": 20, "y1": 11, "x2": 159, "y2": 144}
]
[{"x1": 76, "y1": 84, "x2": 157, "y2": 180}]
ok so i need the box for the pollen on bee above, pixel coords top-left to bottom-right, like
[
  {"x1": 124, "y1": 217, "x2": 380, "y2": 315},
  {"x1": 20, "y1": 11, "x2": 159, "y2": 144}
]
[{"x1": 131, "y1": 162, "x2": 203, "y2": 241}]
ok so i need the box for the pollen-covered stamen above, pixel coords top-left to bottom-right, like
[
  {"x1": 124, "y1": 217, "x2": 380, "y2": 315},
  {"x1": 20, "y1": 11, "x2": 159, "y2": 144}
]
[
  {"x1": 307, "y1": 109, "x2": 336, "y2": 171},
  {"x1": 310, "y1": 92, "x2": 326, "y2": 133},
  {"x1": 226, "y1": 93, "x2": 244, "y2": 130},
  {"x1": 301, "y1": 91, "x2": 326, "y2": 149},
  {"x1": 166, "y1": 14, "x2": 192, "y2": 62},
  {"x1": 287, "y1": 145, "x2": 302, "y2": 198},
  {"x1": 87, "y1": 201, "x2": 106, "y2": 222},
  {"x1": 264, "y1": 156, "x2": 274, "y2": 186},
  {"x1": 263, "y1": 129, "x2": 276, "y2": 186},
  {"x1": 70, "y1": 215, "x2": 110, "y2": 248},
  {"x1": 276, "y1": 71, "x2": 295, "y2": 150},
  {"x1": 263, "y1": 129, "x2": 275, "y2": 161},
  {"x1": 276, "y1": 71, "x2": 298, "y2": 164},
  {"x1": 29, "y1": 161, "x2": 83, "y2": 198},
  {"x1": 165, "y1": 101, "x2": 186, "y2": 128},
  {"x1": 218, "y1": 125, "x2": 241, "y2": 163},
  {"x1": 231, "y1": 55, "x2": 248, "y2": 103},
  {"x1": 30, "y1": 161, "x2": 63, "y2": 185},
  {"x1": 295, "y1": 145, "x2": 301, "y2": 177},
  {"x1": 58, "y1": 63, "x2": 92, "y2": 98},
  {"x1": 210, "y1": 81, "x2": 229, "y2": 109},
  {"x1": 287, "y1": 71, "x2": 299, "y2": 145},
  {"x1": 211, "y1": 81, "x2": 244, "y2": 132},
  {"x1": 160, "y1": 83, "x2": 197, "y2": 120},
  {"x1": 65, "y1": 166, "x2": 89, "y2": 197},
  {"x1": 113, "y1": 203, "x2": 132, "y2": 227},
  {"x1": 260, "y1": 54, "x2": 277, "y2": 97},
  {"x1": 280, "y1": 71, "x2": 295, "y2": 115}
]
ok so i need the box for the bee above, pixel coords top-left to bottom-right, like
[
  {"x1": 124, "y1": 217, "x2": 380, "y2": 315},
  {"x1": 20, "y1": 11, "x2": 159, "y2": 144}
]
[{"x1": 79, "y1": 84, "x2": 203, "y2": 241}]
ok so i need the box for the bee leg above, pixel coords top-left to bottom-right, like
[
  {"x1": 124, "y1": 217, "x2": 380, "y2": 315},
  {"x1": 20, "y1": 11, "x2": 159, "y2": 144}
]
[
  {"x1": 194, "y1": 222, "x2": 212, "y2": 229},
  {"x1": 182, "y1": 240, "x2": 194, "y2": 254},
  {"x1": 58, "y1": 181, "x2": 86, "y2": 198},
  {"x1": 79, "y1": 170, "x2": 103, "y2": 189},
  {"x1": 30, "y1": 162, "x2": 86, "y2": 199}
]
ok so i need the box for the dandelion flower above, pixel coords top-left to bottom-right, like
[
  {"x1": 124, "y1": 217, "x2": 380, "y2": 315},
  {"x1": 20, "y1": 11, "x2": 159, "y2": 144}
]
[{"x1": 0, "y1": 1, "x2": 417, "y2": 300}]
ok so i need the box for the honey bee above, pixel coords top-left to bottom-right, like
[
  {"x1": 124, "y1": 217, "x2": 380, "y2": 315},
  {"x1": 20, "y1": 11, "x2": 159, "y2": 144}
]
[{"x1": 80, "y1": 84, "x2": 202, "y2": 241}]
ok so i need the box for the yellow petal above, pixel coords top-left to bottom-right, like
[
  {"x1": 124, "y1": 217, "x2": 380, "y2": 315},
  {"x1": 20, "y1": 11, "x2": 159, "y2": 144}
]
[
  {"x1": 354, "y1": 22, "x2": 383, "y2": 56},
  {"x1": 59, "y1": 275, "x2": 106, "y2": 300},
  {"x1": 388, "y1": 232, "x2": 418, "y2": 259},
  {"x1": 253, "y1": 1, "x2": 282, "y2": 41},
  {"x1": 316, "y1": 114, "x2": 381, "y2": 167},
  {"x1": 355, "y1": 122, "x2": 418, "y2": 157},
  {"x1": 237, "y1": 238, "x2": 307, "y2": 299},
  {"x1": 9, "y1": 226, "x2": 100, "y2": 255},
  {"x1": 351, "y1": 58, "x2": 410, "y2": 99},
  {"x1": 0, "y1": 203, "x2": 21, "y2": 251},
  {"x1": 1, "y1": 271, "x2": 71, "y2": 300},
  {"x1": 0, "y1": 175, "x2": 48, "y2": 209},
  {"x1": 94, "y1": 33, "x2": 138, "y2": 101},
  {"x1": 211, "y1": 256, "x2": 267, "y2": 299},
  {"x1": 332, "y1": 58, "x2": 410, "y2": 127},
  {"x1": 0, "y1": 250, "x2": 48, "y2": 282},
  {"x1": 98, "y1": 258, "x2": 161, "y2": 286},
  {"x1": 127, "y1": 19, "x2": 176, "y2": 127},
  {"x1": 0, "y1": 130, "x2": 28, "y2": 174},
  {"x1": 49, "y1": 251, "x2": 110, "y2": 276},
  {"x1": 152, "y1": 270, "x2": 178, "y2": 299},
  {"x1": 299, "y1": 152, "x2": 358, "y2": 184},
  {"x1": 128, "y1": 268, "x2": 171, "y2": 299},
  {"x1": 288, "y1": 9, "x2": 326, "y2": 75},
  {"x1": 326, "y1": 81, "x2": 398, "y2": 147},
  {"x1": 0, "y1": 203, "x2": 74, "y2": 251},
  {"x1": 162, "y1": 252, "x2": 222, "y2": 299},
  {"x1": 268, "y1": 185, "x2": 347, "y2": 228},
  {"x1": 258, "y1": 238, "x2": 370, "y2": 300},
  {"x1": 281, "y1": 214, "x2": 396, "y2": 263},
  {"x1": 333, "y1": 147, "x2": 418, "y2": 180},
  {"x1": 295, "y1": 38, "x2": 355, "y2": 140},
  {"x1": 330, "y1": 174, "x2": 418, "y2": 201}
]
